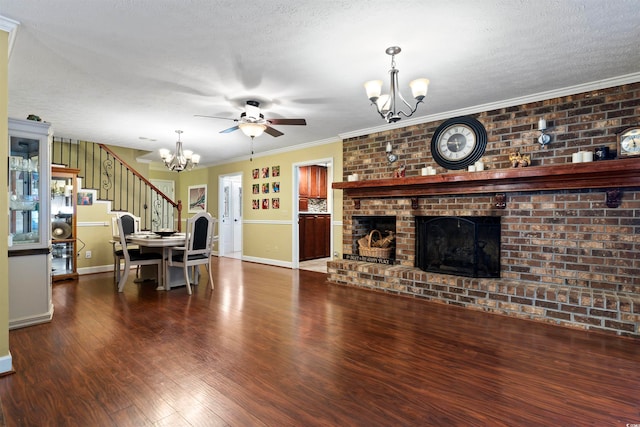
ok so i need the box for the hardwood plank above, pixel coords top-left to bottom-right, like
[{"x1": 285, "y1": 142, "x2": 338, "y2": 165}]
[{"x1": 0, "y1": 257, "x2": 639, "y2": 426}]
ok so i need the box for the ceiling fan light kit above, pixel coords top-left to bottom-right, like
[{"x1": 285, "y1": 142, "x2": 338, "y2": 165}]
[
  {"x1": 159, "y1": 130, "x2": 200, "y2": 172},
  {"x1": 238, "y1": 122, "x2": 267, "y2": 138},
  {"x1": 365, "y1": 46, "x2": 429, "y2": 123}
]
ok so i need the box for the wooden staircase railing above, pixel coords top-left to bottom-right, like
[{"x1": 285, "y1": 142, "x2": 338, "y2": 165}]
[{"x1": 52, "y1": 137, "x2": 183, "y2": 231}]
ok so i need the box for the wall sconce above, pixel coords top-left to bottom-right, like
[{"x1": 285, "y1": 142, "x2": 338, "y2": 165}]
[
  {"x1": 538, "y1": 118, "x2": 551, "y2": 147},
  {"x1": 386, "y1": 142, "x2": 398, "y2": 163}
]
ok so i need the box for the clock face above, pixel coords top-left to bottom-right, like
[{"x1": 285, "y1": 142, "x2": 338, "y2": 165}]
[
  {"x1": 620, "y1": 128, "x2": 640, "y2": 156},
  {"x1": 430, "y1": 116, "x2": 487, "y2": 170},
  {"x1": 437, "y1": 124, "x2": 477, "y2": 161}
]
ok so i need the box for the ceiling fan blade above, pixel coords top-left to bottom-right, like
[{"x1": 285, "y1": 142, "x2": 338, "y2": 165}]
[
  {"x1": 267, "y1": 118, "x2": 307, "y2": 126},
  {"x1": 194, "y1": 114, "x2": 237, "y2": 122},
  {"x1": 264, "y1": 126, "x2": 284, "y2": 137},
  {"x1": 220, "y1": 125, "x2": 240, "y2": 134}
]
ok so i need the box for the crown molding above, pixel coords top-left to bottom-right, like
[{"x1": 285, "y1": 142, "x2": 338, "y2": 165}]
[
  {"x1": 0, "y1": 15, "x2": 20, "y2": 59},
  {"x1": 339, "y1": 72, "x2": 640, "y2": 140}
]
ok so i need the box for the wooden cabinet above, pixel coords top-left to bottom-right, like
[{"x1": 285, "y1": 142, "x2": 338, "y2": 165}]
[
  {"x1": 299, "y1": 165, "x2": 328, "y2": 199},
  {"x1": 299, "y1": 166, "x2": 311, "y2": 198},
  {"x1": 51, "y1": 167, "x2": 80, "y2": 281},
  {"x1": 299, "y1": 214, "x2": 330, "y2": 261}
]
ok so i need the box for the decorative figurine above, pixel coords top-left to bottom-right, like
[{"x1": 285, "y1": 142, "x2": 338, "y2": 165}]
[
  {"x1": 395, "y1": 163, "x2": 406, "y2": 178},
  {"x1": 509, "y1": 152, "x2": 530, "y2": 168}
]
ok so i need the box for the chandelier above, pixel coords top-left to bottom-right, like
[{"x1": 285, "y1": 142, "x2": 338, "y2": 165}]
[
  {"x1": 159, "y1": 130, "x2": 200, "y2": 172},
  {"x1": 364, "y1": 46, "x2": 429, "y2": 123}
]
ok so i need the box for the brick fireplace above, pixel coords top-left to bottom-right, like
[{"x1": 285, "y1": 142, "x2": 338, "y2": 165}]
[{"x1": 329, "y1": 82, "x2": 640, "y2": 338}]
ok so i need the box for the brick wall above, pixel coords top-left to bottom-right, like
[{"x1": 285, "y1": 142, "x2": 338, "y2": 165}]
[{"x1": 329, "y1": 83, "x2": 640, "y2": 337}]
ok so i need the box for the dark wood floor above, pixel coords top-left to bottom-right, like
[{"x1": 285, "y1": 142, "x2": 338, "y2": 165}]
[{"x1": 1, "y1": 257, "x2": 639, "y2": 426}]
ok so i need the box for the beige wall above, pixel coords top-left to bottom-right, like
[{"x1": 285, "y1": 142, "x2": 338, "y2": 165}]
[
  {"x1": 1, "y1": 28, "x2": 10, "y2": 366},
  {"x1": 76, "y1": 202, "x2": 120, "y2": 270},
  {"x1": 29, "y1": 138, "x2": 343, "y2": 275},
  {"x1": 208, "y1": 141, "x2": 343, "y2": 263}
]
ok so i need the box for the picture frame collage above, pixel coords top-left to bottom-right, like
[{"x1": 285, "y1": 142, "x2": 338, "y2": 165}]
[{"x1": 252, "y1": 165, "x2": 280, "y2": 210}]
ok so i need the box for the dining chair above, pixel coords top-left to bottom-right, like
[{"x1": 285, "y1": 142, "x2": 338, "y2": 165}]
[
  {"x1": 111, "y1": 212, "x2": 141, "y2": 283},
  {"x1": 166, "y1": 212, "x2": 215, "y2": 295},
  {"x1": 116, "y1": 213, "x2": 162, "y2": 292}
]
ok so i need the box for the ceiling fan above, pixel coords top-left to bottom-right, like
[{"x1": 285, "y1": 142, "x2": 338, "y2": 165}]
[{"x1": 195, "y1": 100, "x2": 307, "y2": 138}]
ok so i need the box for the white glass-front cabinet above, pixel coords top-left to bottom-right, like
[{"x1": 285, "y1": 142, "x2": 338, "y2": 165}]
[{"x1": 8, "y1": 118, "x2": 53, "y2": 329}]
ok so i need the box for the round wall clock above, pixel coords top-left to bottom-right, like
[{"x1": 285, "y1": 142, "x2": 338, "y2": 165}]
[
  {"x1": 618, "y1": 126, "x2": 640, "y2": 158},
  {"x1": 430, "y1": 116, "x2": 488, "y2": 170}
]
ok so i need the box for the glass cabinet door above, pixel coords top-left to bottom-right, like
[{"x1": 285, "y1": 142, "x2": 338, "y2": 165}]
[
  {"x1": 51, "y1": 167, "x2": 79, "y2": 280},
  {"x1": 9, "y1": 128, "x2": 48, "y2": 248}
]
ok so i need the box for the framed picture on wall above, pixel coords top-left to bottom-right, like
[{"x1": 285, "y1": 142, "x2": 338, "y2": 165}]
[
  {"x1": 262, "y1": 198, "x2": 269, "y2": 209},
  {"x1": 262, "y1": 183, "x2": 269, "y2": 194},
  {"x1": 252, "y1": 184, "x2": 259, "y2": 194},
  {"x1": 78, "y1": 191, "x2": 93, "y2": 206},
  {"x1": 272, "y1": 182, "x2": 280, "y2": 193},
  {"x1": 252, "y1": 199, "x2": 260, "y2": 210},
  {"x1": 261, "y1": 167, "x2": 269, "y2": 179},
  {"x1": 272, "y1": 165, "x2": 280, "y2": 177},
  {"x1": 252, "y1": 168, "x2": 259, "y2": 179},
  {"x1": 188, "y1": 184, "x2": 207, "y2": 213},
  {"x1": 272, "y1": 198, "x2": 280, "y2": 209}
]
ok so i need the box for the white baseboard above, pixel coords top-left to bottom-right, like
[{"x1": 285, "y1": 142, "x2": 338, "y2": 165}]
[
  {"x1": 77, "y1": 257, "x2": 293, "y2": 277},
  {"x1": 241, "y1": 255, "x2": 292, "y2": 269},
  {"x1": 77, "y1": 265, "x2": 117, "y2": 275},
  {"x1": 0, "y1": 351, "x2": 13, "y2": 375}
]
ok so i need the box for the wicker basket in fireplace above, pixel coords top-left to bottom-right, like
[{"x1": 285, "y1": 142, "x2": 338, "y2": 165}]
[{"x1": 358, "y1": 230, "x2": 395, "y2": 258}]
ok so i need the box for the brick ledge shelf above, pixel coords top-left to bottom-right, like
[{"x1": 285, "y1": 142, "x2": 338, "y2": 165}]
[
  {"x1": 327, "y1": 260, "x2": 640, "y2": 338},
  {"x1": 332, "y1": 158, "x2": 640, "y2": 205}
]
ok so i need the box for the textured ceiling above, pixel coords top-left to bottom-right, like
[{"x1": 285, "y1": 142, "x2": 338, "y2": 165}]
[{"x1": 2, "y1": 0, "x2": 640, "y2": 166}]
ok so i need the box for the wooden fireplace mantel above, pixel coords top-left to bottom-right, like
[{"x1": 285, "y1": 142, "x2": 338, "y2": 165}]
[{"x1": 332, "y1": 158, "x2": 640, "y2": 209}]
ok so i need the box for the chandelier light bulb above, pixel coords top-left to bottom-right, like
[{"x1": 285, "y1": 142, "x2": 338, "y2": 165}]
[
  {"x1": 364, "y1": 80, "x2": 383, "y2": 101},
  {"x1": 159, "y1": 148, "x2": 170, "y2": 160},
  {"x1": 377, "y1": 94, "x2": 391, "y2": 114},
  {"x1": 409, "y1": 78, "x2": 430, "y2": 100}
]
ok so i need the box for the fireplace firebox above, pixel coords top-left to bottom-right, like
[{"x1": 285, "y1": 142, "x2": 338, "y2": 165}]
[
  {"x1": 415, "y1": 216, "x2": 500, "y2": 278},
  {"x1": 347, "y1": 215, "x2": 396, "y2": 263}
]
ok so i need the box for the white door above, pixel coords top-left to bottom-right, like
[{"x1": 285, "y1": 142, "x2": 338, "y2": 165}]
[
  {"x1": 150, "y1": 179, "x2": 175, "y2": 231},
  {"x1": 231, "y1": 180, "x2": 243, "y2": 252},
  {"x1": 219, "y1": 173, "x2": 242, "y2": 258}
]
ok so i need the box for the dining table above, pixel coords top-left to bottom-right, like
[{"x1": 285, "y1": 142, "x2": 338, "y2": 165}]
[{"x1": 125, "y1": 232, "x2": 190, "y2": 291}]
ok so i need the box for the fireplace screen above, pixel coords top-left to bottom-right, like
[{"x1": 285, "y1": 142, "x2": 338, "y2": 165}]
[{"x1": 415, "y1": 216, "x2": 500, "y2": 278}]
